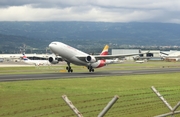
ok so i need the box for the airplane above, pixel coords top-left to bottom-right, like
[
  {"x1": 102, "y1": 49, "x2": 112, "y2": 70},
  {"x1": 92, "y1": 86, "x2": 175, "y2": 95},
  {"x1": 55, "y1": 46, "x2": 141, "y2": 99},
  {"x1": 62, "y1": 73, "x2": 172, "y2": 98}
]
[
  {"x1": 22, "y1": 54, "x2": 51, "y2": 66},
  {"x1": 48, "y1": 42, "x2": 148, "y2": 72},
  {"x1": 160, "y1": 51, "x2": 180, "y2": 61}
]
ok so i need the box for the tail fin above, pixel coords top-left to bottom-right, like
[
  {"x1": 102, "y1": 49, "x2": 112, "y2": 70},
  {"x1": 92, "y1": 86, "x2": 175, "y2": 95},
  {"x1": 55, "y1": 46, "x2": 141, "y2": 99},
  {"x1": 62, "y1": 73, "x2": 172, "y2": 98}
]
[
  {"x1": 100, "y1": 45, "x2": 109, "y2": 55},
  {"x1": 22, "y1": 54, "x2": 28, "y2": 60}
]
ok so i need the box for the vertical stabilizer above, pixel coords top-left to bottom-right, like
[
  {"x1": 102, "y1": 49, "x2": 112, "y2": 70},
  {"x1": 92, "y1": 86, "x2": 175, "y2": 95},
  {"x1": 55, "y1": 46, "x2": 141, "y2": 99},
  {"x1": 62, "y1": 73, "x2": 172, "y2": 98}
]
[
  {"x1": 100, "y1": 45, "x2": 109, "y2": 55},
  {"x1": 22, "y1": 54, "x2": 29, "y2": 60}
]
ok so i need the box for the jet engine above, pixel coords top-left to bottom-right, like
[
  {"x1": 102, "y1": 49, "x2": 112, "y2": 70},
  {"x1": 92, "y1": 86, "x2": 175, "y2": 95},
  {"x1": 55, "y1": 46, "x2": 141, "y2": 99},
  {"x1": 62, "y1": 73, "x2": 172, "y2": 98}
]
[
  {"x1": 48, "y1": 56, "x2": 59, "y2": 64},
  {"x1": 85, "y1": 55, "x2": 96, "y2": 63}
]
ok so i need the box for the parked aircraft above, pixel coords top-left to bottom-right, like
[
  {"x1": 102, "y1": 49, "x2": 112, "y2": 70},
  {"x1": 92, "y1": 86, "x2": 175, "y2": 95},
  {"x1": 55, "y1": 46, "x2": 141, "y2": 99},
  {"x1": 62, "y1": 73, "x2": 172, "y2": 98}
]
[
  {"x1": 160, "y1": 51, "x2": 180, "y2": 61},
  {"x1": 48, "y1": 42, "x2": 148, "y2": 72},
  {"x1": 22, "y1": 54, "x2": 51, "y2": 66}
]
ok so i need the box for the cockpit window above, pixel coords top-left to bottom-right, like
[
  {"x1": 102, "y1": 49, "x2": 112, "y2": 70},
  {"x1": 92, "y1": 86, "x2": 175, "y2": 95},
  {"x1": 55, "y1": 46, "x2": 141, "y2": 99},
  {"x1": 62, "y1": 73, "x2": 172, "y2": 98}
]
[{"x1": 51, "y1": 42, "x2": 57, "y2": 45}]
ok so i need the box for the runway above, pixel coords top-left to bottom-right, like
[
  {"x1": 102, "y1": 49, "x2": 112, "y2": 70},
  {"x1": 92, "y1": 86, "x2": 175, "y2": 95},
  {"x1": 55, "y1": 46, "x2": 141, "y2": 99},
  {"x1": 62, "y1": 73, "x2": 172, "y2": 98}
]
[{"x1": 0, "y1": 67, "x2": 180, "y2": 82}]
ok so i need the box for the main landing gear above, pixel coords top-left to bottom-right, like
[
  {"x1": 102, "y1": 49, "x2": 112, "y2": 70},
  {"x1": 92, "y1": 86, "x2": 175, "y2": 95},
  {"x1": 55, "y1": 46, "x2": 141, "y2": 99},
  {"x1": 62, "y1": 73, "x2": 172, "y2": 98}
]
[
  {"x1": 66, "y1": 62, "x2": 73, "y2": 73},
  {"x1": 88, "y1": 66, "x2": 94, "y2": 72}
]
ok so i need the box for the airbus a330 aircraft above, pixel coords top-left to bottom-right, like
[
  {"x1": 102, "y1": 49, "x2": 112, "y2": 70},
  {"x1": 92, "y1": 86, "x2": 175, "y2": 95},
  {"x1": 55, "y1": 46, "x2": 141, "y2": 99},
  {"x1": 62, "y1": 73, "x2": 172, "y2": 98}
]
[
  {"x1": 22, "y1": 54, "x2": 51, "y2": 66},
  {"x1": 49, "y1": 42, "x2": 147, "y2": 72}
]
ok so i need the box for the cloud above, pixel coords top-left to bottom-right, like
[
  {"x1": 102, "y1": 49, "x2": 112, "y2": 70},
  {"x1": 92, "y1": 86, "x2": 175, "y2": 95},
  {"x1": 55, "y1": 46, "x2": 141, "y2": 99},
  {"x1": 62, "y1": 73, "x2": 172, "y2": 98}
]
[{"x1": 0, "y1": 0, "x2": 180, "y2": 23}]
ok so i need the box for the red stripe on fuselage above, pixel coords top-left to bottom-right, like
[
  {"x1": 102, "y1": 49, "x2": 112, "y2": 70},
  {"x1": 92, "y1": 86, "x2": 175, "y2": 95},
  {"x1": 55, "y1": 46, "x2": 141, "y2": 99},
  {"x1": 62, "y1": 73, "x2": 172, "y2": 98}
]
[
  {"x1": 100, "y1": 51, "x2": 108, "y2": 55},
  {"x1": 97, "y1": 60, "x2": 106, "y2": 68}
]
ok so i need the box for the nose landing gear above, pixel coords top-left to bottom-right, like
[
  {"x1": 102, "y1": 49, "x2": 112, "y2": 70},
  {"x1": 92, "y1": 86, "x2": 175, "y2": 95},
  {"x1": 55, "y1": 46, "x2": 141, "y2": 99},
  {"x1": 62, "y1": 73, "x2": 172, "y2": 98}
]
[{"x1": 66, "y1": 62, "x2": 73, "y2": 73}]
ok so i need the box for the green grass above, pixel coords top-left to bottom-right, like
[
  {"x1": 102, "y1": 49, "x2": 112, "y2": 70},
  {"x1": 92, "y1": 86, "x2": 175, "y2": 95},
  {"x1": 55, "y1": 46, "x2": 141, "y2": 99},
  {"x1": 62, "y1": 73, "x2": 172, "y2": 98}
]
[{"x1": 1, "y1": 73, "x2": 180, "y2": 117}]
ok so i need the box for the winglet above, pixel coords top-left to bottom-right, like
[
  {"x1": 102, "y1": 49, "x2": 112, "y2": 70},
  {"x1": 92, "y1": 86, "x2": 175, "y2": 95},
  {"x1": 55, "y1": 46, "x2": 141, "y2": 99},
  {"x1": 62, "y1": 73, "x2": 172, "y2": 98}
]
[{"x1": 100, "y1": 45, "x2": 109, "y2": 55}]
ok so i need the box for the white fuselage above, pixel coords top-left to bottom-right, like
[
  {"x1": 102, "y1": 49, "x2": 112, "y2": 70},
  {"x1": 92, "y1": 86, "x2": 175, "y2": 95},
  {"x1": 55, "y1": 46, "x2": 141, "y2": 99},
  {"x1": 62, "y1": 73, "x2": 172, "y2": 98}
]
[{"x1": 49, "y1": 42, "x2": 88, "y2": 65}]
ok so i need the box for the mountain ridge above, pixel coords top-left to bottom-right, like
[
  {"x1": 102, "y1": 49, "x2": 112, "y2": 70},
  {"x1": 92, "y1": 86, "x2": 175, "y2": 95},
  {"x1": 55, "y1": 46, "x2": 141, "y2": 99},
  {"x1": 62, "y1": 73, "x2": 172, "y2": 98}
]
[{"x1": 0, "y1": 21, "x2": 180, "y2": 53}]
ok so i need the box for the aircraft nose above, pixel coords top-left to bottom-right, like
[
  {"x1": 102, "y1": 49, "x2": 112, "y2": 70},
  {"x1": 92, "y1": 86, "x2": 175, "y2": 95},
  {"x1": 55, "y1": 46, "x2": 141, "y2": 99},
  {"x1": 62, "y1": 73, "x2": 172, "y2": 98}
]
[
  {"x1": 49, "y1": 42, "x2": 56, "y2": 48},
  {"x1": 49, "y1": 43, "x2": 53, "y2": 48}
]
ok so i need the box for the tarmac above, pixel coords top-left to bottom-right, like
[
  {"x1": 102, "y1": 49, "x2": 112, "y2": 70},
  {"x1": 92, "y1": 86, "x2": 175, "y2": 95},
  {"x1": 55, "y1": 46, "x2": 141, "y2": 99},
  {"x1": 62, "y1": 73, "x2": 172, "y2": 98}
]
[{"x1": 1, "y1": 61, "x2": 180, "y2": 82}]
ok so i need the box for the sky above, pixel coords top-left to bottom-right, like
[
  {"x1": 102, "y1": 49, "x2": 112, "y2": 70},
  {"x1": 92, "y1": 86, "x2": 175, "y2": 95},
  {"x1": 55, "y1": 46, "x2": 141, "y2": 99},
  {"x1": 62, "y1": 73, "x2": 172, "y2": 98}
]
[{"x1": 0, "y1": 0, "x2": 180, "y2": 23}]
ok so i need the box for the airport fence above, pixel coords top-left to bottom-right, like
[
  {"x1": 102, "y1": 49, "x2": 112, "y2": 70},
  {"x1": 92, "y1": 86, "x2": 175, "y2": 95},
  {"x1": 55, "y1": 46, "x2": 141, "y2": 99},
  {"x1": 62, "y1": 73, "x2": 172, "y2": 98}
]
[{"x1": 0, "y1": 86, "x2": 180, "y2": 117}]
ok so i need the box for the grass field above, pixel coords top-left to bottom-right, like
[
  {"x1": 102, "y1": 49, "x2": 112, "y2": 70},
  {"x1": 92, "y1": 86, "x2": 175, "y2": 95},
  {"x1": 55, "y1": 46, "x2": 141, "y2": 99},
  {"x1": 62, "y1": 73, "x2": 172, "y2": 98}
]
[{"x1": 0, "y1": 61, "x2": 180, "y2": 117}]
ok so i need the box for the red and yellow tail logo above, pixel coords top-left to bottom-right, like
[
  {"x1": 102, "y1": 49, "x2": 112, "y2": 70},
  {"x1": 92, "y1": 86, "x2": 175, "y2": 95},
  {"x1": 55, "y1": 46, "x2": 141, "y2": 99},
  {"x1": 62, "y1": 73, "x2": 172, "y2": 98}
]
[
  {"x1": 100, "y1": 45, "x2": 109, "y2": 55},
  {"x1": 22, "y1": 54, "x2": 28, "y2": 60}
]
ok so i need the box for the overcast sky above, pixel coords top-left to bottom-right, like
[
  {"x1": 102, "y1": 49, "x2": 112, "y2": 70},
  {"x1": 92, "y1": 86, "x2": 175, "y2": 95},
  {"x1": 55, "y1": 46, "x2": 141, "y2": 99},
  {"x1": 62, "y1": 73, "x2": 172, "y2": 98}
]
[{"x1": 0, "y1": 0, "x2": 180, "y2": 23}]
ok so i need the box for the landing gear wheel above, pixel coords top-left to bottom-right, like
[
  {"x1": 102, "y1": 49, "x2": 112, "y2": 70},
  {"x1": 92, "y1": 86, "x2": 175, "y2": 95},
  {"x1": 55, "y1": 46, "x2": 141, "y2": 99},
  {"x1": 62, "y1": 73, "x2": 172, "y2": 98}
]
[
  {"x1": 68, "y1": 69, "x2": 73, "y2": 73},
  {"x1": 66, "y1": 66, "x2": 71, "y2": 70},
  {"x1": 66, "y1": 62, "x2": 73, "y2": 73},
  {"x1": 88, "y1": 66, "x2": 94, "y2": 72}
]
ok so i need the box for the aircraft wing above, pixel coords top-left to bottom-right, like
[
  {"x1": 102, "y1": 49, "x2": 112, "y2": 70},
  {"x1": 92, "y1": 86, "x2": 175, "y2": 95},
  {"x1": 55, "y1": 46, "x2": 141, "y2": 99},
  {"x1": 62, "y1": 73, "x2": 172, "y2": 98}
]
[
  {"x1": 76, "y1": 52, "x2": 149, "y2": 62},
  {"x1": 160, "y1": 51, "x2": 169, "y2": 56},
  {"x1": 93, "y1": 52, "x2": 147, "y2": 60}
]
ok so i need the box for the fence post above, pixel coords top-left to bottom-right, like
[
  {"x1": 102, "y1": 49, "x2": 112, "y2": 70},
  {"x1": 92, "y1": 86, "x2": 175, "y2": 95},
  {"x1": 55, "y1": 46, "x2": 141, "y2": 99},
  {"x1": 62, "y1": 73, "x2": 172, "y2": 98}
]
[
  {"x1": 62, "y1": 95, "x2": 83, "y2": 117},
  {"x1": 151, "y1": 86, "x2": 173, "y2": 111},
  {"x1": 98, "y1": 95, "x2": 119, "y2": 117},
  {"x1": 151, "y1": 86, "x2": 180, "y2": 117}
]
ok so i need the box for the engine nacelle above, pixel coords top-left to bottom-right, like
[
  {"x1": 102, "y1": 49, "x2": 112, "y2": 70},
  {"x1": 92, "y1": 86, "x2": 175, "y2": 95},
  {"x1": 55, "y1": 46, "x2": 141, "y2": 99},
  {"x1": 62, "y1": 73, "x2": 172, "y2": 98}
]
[
  {"x1": 85, "y1": 55, "x2": 96, "y2": 63},
  {"x1": 48, "y1": 56, "x2": 59, "y2": 64}
]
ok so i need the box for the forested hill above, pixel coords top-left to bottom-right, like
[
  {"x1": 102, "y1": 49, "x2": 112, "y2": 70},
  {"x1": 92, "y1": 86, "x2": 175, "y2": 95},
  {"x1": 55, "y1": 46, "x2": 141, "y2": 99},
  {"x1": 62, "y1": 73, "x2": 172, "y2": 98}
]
[{"x1": 0, "y1": 21, "x2": 180, "y2": 53}]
